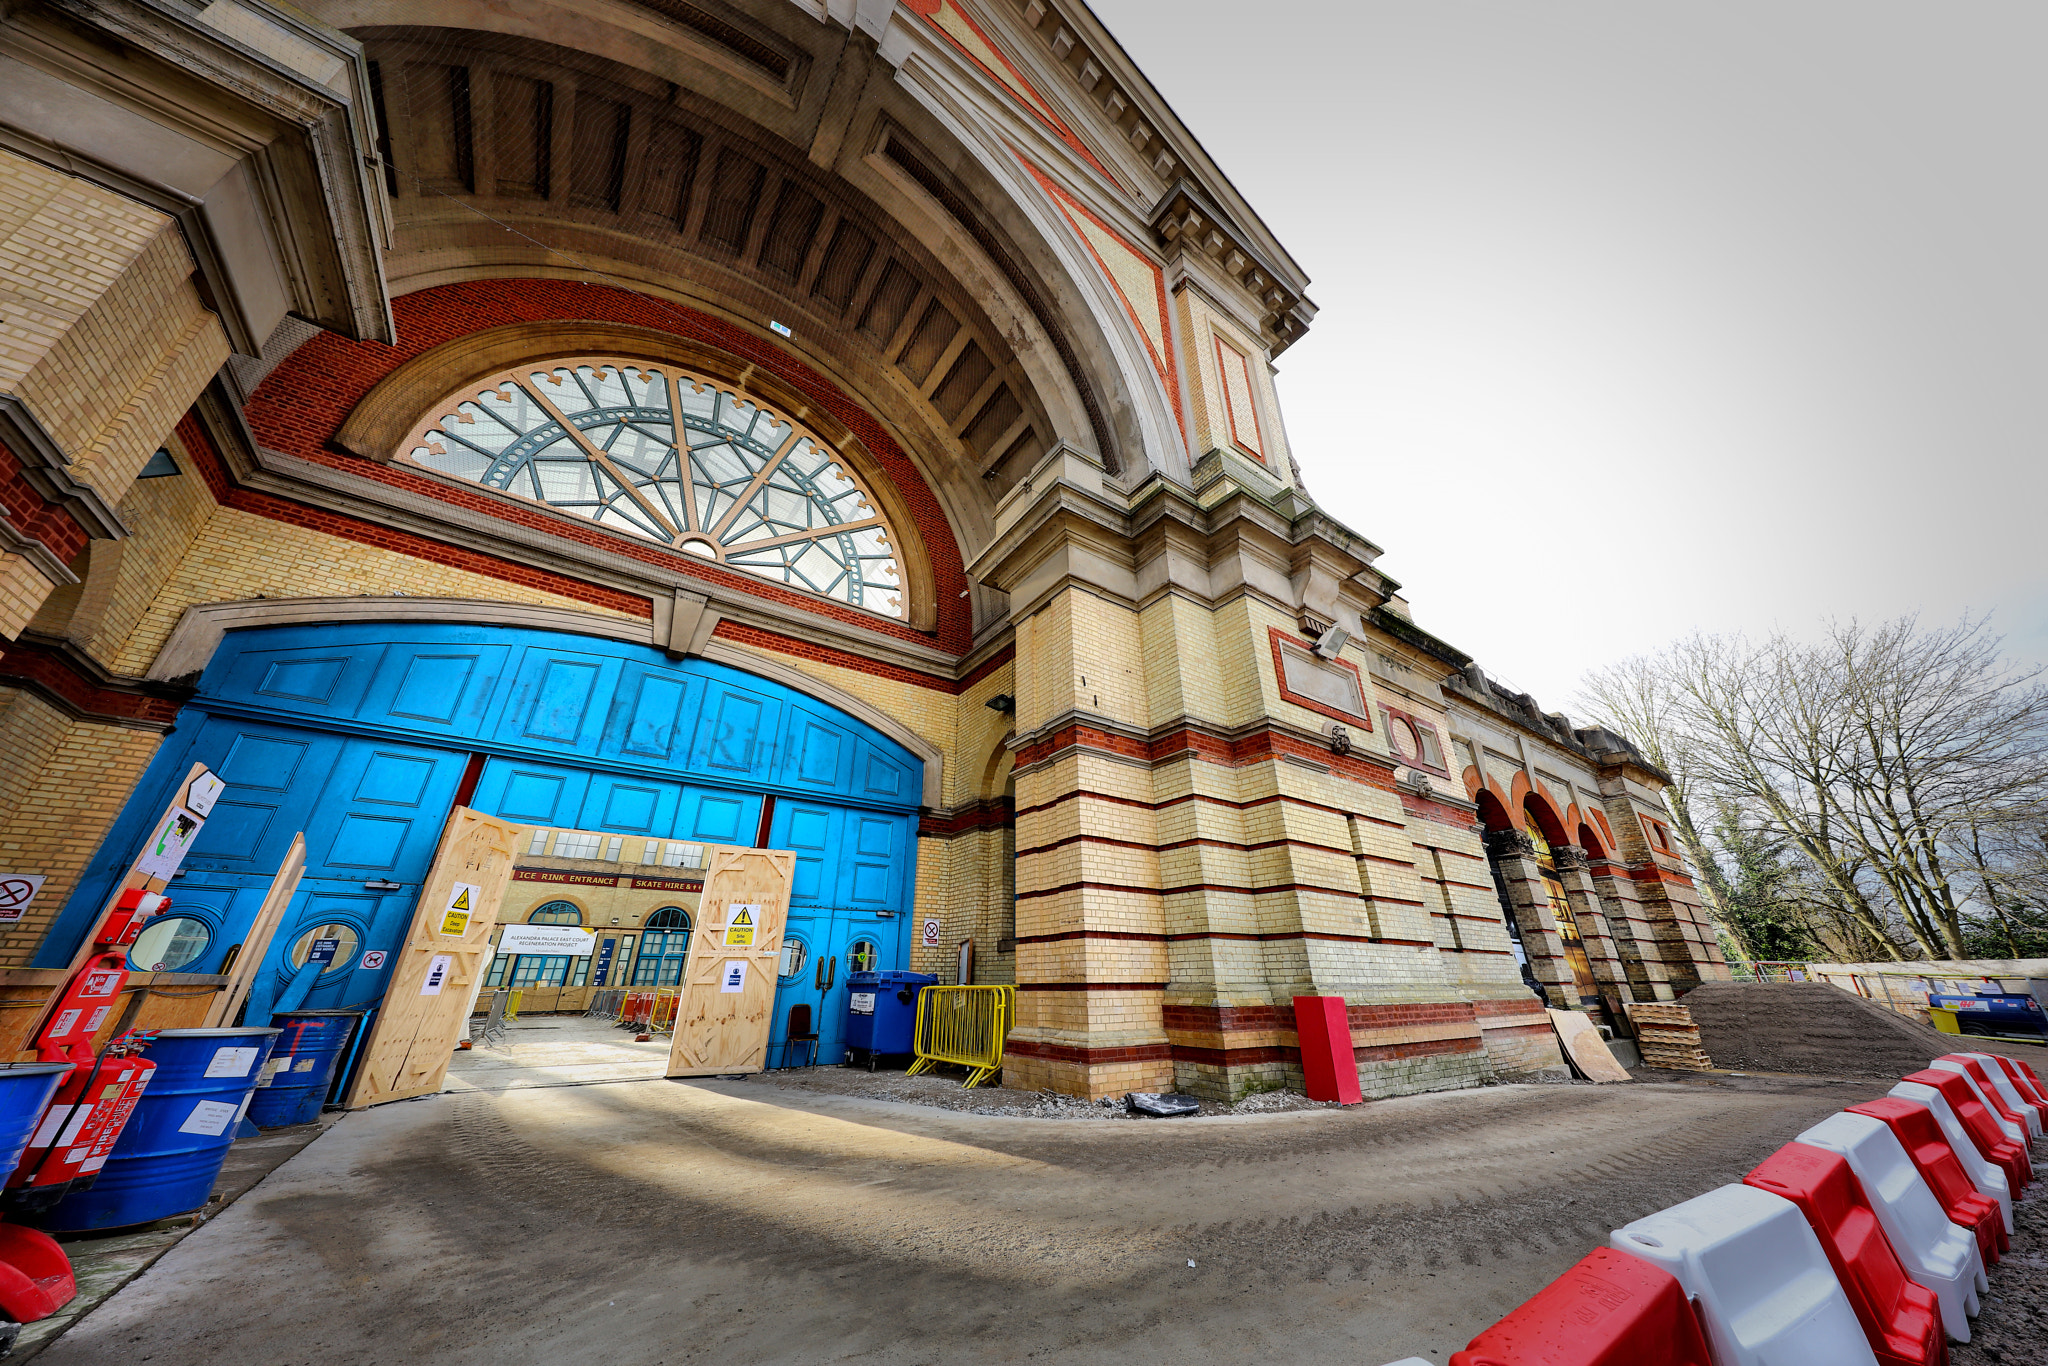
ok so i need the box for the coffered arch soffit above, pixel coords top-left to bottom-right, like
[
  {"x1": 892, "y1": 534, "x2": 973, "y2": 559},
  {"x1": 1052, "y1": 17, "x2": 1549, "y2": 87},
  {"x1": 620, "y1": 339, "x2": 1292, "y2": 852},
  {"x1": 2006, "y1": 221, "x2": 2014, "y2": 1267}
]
[{"x1": 326, "y1": 13, "x2": 1141, "y2": 517}]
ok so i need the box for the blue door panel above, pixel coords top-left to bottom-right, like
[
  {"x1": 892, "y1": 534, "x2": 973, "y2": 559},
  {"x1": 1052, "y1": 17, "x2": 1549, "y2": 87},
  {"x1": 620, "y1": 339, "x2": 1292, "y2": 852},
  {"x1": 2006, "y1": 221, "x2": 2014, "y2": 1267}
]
[
  {"x1": 770, "y1": 801, "x2": 840, "y2": 905},
  {"x1": 299, "y1": 743, "x2": 467, "y2": 883},
  {"x1": 778, "y1": 707, "x2": 854, "y2": 792},
  {"x1": 359, "y1": 642, "x2": 512, "y2": 738},
  {"x1": 839, "y1": 812, "x2": 908, "y2": 909},
  {"x1": 470, "y1": 761, "x2": 591, "y2": 828},
  {"x1": 579, "y1": 776, "x2": 680, "y2": 835},
  {"x1": 493, "y1": 647, "x2": 624, "y2": 752},
  {"x1": 211, "y1": 644, "x2": 380, "y2": 719},
  {"x1": 601, "y1": 664, "x2": 701, "y2": 764},
  {"x1": 856, "y1": 741, "x2": 914, "y2": 803},
  {"x1": 679, "y1": 787, "x2": 758, "y2": 844},
  {"x1": 692, "y1": 681, "x2": 779, "y2": 779}
]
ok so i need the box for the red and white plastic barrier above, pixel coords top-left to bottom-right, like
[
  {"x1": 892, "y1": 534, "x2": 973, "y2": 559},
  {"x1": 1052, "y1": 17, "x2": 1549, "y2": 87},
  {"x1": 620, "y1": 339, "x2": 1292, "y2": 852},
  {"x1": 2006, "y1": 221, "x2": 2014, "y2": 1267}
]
[
  {"x1": 1796, "y1": 1112, "x2": 1983, "y2": 1342},
  {"x1": 1425, "y1": 1049, "x2": 2043, "y2": 1364}
]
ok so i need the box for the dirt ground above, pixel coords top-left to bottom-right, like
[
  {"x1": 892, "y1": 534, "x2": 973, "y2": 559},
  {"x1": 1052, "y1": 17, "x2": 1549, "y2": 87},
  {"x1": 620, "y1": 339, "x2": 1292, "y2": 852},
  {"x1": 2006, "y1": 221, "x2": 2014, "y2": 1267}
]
[
  {"x1": 37, "y1": 1064, "x2": 1932, "y2": 1366},
  {"x1": 1682, "y1": 981, "x2": 2048, "y2": 1078},
  {"x1": 757, "y1": 1062, "x2": 1339, "y2": 1118}
]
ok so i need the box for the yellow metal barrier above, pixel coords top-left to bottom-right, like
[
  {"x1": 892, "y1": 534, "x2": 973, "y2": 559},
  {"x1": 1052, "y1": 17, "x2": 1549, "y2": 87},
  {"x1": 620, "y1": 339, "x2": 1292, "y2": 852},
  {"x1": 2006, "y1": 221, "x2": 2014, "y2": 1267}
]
[
  {"x1": 906, "y1": 984, "x2": 1015, "y2": 1088},
  {"x1": 504, "y1": 989, "x2": 523, "y2": 1021}
]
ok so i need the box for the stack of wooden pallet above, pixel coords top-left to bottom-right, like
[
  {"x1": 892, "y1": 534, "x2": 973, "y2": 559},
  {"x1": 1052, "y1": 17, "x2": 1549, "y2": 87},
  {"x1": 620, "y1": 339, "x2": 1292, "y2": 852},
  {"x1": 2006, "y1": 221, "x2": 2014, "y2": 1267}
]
[{"x1": 1625, "y1": 1002, "x2": 1713, "y2": 1071}]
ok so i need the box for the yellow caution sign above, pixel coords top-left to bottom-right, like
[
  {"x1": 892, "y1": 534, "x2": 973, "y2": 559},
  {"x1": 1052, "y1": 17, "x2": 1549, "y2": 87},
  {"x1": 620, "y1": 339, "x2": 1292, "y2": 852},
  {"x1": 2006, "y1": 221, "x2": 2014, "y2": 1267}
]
[
  {"x1": 722, "y1": 904, "x2": 759, "y2": 948},
  {"x1": 439, "y1": 882, "x2": 477, "y2": 936}
]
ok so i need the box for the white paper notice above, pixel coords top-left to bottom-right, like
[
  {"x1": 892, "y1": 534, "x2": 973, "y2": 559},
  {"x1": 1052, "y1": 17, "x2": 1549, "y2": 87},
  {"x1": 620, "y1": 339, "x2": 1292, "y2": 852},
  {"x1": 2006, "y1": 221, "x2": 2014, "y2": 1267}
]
[
  {"x1": 420, "y1": 954, "x2": 453, "y2": 995},
  {"x1": 178, "y1": 1100, "x2": 240, "y2": 1137},
  {"x1": 719, "y1": 960, "x2": 748, "y2": 993},
  {"x1": 850, "y1": 992, "x2": 876, "y2": 1015},
  {"x1": 255, "y1": 1058, "x2": 286, "y2": 1089},
  {"x1": 185, "y1": 770, "x2": 225, "y2": 817},
  {"x1": 203, "y1": 1046, "x2": 259, "y2": 1078},
  {"x1": 295, "y1": 1056, "x2": 318, "y2": 1072},
  {"x1": 135, "y1": 806, "x2": 205, "y2": 881}
]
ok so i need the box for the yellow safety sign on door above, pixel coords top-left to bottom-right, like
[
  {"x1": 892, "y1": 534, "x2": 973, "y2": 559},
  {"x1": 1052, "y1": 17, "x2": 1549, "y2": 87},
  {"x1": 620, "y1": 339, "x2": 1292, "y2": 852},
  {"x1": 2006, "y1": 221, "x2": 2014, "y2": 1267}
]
[
  {"x1": 439, "y1": 883, "x2": 478, "y2": 936},
  {"x1": 722, "y1": 904, "x2": 759, "y2": 947}
]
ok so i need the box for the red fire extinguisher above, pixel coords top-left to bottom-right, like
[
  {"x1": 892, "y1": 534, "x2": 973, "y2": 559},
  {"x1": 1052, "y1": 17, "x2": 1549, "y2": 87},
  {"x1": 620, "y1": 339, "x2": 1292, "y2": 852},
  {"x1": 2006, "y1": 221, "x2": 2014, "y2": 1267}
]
[{"x1": 5, "y1": 888, "x2": 168, "y2": 1212}]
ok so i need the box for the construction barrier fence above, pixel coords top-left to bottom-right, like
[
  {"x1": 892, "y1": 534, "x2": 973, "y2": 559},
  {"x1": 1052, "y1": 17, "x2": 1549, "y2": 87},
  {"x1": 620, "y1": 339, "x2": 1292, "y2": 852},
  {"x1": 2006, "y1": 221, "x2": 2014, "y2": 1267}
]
[
  {"x1": 906, "y1": 984, "x2": 1014, "y2": 1088},
  {"x1": 586, "y1": 988, "x2": 627, "y2": 1021},
  {"x1": 617, "y1": 987, "x2": 682, "y2": 1034}
]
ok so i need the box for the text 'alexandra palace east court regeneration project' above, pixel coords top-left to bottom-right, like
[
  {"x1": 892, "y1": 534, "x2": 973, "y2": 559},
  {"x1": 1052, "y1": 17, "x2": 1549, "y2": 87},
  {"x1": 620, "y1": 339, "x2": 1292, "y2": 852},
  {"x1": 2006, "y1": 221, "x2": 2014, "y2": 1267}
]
[{"x1": 0, "y1": 0, "x2": 1727, "y2": 1101}]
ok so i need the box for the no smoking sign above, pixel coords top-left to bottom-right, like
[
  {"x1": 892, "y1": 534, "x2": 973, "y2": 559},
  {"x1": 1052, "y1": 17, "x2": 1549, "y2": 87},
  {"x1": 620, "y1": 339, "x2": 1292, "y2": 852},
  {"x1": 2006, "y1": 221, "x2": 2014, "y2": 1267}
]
[
  {"x1": 0, "y1": 875, "x2": 46, "y2": 924},
  {"x1": 921, "y1": 917, "x2": 942, "y2": 948}
]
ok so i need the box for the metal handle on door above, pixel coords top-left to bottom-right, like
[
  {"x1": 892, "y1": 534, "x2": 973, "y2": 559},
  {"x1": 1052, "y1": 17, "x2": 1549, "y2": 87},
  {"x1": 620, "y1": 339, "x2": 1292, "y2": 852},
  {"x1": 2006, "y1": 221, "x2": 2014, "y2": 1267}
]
[{"x1": 815, "y1": 955, "x2": 836, "y2": 991}]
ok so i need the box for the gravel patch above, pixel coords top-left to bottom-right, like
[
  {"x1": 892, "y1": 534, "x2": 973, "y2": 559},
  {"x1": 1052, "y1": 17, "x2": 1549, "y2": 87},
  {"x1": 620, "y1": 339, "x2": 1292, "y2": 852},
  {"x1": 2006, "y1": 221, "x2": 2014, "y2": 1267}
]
[
  {"x1": 748, "y1": 1063, "x2": 1339, "y2": 1118},
  {"x1": 1952, "y1": 1179, "x2": 2048, "y2": 1366}
]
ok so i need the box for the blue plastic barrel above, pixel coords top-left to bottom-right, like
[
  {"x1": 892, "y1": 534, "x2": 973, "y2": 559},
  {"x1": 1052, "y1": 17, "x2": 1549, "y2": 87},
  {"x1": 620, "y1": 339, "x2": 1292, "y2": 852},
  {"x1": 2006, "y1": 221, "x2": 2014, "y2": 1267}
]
[
  {"x1": 247, "y1": 1010, "x2": 362, "y2": 1128},
  {"x1": 0, "y1": 1064, "x2": 73, "y2": 1175},
  {"x1": 37, "y1": 1027, "x2": 278, "y2": 1232}
]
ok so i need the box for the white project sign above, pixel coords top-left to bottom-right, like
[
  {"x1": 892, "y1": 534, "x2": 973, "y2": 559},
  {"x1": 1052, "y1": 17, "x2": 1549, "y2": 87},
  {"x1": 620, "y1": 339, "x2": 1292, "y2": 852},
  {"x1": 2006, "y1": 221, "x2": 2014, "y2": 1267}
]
[{"x1": 497, "y1": 924, "x2": 597, "y2": 955}]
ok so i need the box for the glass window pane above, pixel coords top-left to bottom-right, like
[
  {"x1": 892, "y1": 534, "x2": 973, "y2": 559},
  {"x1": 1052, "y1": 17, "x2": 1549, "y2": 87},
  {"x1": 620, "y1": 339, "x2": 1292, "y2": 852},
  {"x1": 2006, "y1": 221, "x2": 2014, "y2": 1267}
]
[
  {"x1": 288, "y1": 923, "x2": 360, "y2": 975},
  {"x1": 127, "y1": 915, "x2": 212, "y2": 973}
]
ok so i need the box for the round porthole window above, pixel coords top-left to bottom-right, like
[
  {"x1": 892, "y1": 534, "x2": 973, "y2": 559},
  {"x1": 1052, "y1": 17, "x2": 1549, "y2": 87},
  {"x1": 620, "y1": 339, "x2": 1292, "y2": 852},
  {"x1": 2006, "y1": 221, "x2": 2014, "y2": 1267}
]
[
  {"x1": 848, "y1": 938, "x2": 879, "y2": 973},
  {"x1": 778, "y1": 936, "x2": 808, "y2": 981},
  {"x1": 127, "y1": 915, "x2": 213, "y2": 973},
  {"x1": 288, "y1": 922, "x2": 361, "y2": 975}
]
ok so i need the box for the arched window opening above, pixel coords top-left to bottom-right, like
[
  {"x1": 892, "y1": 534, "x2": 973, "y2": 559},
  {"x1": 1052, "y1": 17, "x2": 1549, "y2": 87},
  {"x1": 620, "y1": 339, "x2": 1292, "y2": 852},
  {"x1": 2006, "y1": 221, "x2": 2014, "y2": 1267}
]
[
  {"x1": 633, "y1": 907, "x2": 692, "y2": 985},
  {"x1": 404, "y1": 361, "x2": 904, "y2": 618},
  {"x1": 528, "y1": 901, "x2": 582, "y2": 924}
]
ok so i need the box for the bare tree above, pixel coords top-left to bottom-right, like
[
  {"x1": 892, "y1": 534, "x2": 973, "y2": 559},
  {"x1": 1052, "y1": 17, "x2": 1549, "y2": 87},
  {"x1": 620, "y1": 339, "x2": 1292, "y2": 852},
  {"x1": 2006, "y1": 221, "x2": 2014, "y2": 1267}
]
[{"x1": 1578, "y1": 615, "x2": 2048, "y2": 962}]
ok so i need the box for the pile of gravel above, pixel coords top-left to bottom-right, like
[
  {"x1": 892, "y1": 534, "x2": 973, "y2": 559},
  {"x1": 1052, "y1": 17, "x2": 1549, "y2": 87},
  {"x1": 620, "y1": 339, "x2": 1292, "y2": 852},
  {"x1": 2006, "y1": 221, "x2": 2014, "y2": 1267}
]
[{"x1": 1679, "y1": 981, "x2": 1978, "y2": 1078}]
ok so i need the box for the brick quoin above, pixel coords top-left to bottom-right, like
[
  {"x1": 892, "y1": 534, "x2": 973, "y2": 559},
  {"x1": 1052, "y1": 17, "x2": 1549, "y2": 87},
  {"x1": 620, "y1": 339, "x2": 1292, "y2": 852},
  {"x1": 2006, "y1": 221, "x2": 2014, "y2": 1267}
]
[{"x1": 242, "y1": 281, "x2": 972, "y2": 654}]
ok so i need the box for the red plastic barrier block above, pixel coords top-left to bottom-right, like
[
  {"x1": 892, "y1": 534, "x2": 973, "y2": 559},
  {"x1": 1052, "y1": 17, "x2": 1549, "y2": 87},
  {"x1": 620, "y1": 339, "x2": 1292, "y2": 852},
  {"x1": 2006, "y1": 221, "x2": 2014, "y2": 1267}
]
[
  {"x1": 1848, "y1": 1098, "x2": 2006, "y2": 1264},
  {"x1": 1941, "y1": 1056, "x2": 2038, "y2": 1139},
  {"x1": 1450, "y1": 1247, "x2": 1711, "y2": 1366},
  {"x1": 1744, "y1": 1143, "x2": 1946, "y2": 1366},
  {"x1": 1903, "y1": 1070, "x2": 2031, "y2": 1193},
  {"x1": 1292, "y1": 996, "x2": 1362, "y2": 1104},
  {"x1": 1993, "y1": 1055, "x2": 2048, "y2": 1109},
  {"x1": 0, "y1": 1224, "x2": 75, "y2": 1323}
]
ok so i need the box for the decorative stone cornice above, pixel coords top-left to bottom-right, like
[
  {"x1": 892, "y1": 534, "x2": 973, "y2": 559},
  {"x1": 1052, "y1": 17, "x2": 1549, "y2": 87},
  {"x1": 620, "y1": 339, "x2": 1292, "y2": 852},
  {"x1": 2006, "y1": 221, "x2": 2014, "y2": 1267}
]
[
  {"x1": 1483, "y1": 828, "x2": 1537, "y2": 861},
  {"x1": 8, "y1": 0, "x2": 393, "y2": 348},
  {"x1": 0, "y1": 503, "x2": 79, "y2": 590},
  {"x1": 0, "y1": 396, "x2": 131, "y2": 542},
  {"x1": 1150, "y1": 180, "x2": 1314, "y2": 354}
]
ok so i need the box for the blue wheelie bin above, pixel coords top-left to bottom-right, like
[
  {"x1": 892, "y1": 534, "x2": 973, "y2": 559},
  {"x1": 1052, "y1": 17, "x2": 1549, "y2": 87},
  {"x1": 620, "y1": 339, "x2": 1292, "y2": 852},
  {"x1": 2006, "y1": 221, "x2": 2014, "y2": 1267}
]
[{"x1": 844, "y1": 971, "x2": 935, "y2": 1070}]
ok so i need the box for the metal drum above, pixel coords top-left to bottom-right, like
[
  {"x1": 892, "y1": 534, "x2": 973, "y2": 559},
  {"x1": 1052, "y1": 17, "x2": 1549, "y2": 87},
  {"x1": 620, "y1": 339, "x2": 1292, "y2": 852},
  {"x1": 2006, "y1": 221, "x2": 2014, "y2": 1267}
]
[
  {"x1": 36, "y1": 1027, "x2": 279, "y2": 1232},
  {"x1": 0, "y1": 1064, "x2": 73, "y2": 1176},
  {"x1": 247, "y1": 1010, "x2": 362, "y2": 1128}
]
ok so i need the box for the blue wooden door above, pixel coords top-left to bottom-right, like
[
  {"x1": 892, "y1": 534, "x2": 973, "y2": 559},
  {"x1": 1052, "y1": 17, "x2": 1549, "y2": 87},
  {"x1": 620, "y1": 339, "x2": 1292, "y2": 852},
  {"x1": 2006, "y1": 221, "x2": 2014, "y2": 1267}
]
[{"x1": 42, "y1": 624, "x2": 924, "y2": 1045}]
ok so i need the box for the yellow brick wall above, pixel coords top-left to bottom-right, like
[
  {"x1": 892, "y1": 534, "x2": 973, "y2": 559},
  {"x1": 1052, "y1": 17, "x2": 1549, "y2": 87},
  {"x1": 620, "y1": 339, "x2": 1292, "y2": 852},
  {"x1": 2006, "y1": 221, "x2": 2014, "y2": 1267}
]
[
  {"x1": 110, "y1": 507, "x2": 639, "y2": 676},
  {"x1": 0, "y1": 689, "x2": 164, "y2": 966},
  {"x1": 0, "y1": 150, "x2": 230, "y2": 514}
]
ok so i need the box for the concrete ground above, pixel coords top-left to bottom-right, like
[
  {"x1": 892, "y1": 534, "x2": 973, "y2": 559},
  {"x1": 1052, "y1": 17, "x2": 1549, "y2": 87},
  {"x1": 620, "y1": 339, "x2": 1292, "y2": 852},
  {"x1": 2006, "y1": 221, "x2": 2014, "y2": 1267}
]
[{"x1": 36, "y1": 1026, "x2": 1920, "y2": 1366}]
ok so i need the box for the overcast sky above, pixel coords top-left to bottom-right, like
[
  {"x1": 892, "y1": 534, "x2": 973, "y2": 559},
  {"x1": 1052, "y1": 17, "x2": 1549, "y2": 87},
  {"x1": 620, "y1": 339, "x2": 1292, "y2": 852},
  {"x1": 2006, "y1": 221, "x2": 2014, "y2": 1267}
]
[{"x1": 1087, "y1": 0, "x2": 2048, "y2": 709}]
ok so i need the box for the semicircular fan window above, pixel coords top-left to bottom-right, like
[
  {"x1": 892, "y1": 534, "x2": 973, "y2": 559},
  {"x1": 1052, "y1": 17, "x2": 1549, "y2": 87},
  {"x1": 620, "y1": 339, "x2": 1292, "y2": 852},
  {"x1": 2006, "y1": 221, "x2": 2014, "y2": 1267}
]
[{"x1": 404, "y1": 360, "x2": 904, "y2": 619}]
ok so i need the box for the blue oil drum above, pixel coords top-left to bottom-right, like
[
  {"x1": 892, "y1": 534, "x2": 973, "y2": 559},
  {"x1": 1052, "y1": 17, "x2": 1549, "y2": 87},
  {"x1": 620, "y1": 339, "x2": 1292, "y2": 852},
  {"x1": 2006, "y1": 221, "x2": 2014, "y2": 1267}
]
[
  {"x1": 0, "y1": 1064, "x2": 73, "y2": 1174},
  {"x1": 247, "y1": 1010, "x2": 362, "y2": 1128},
  {"x1": 36, "y1": 1027, "x2": 278, "y2": 1232}
]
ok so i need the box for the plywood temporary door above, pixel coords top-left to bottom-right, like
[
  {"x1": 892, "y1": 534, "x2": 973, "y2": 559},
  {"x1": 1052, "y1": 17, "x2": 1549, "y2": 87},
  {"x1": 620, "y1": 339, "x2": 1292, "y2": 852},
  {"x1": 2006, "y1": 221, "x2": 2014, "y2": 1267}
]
[
  {"x1": 345, "y1": 808, "x2": 518, "y2": 1106},
  {"x1": 667, "y1": 848, "x2": 793, "y2": 1077}
]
